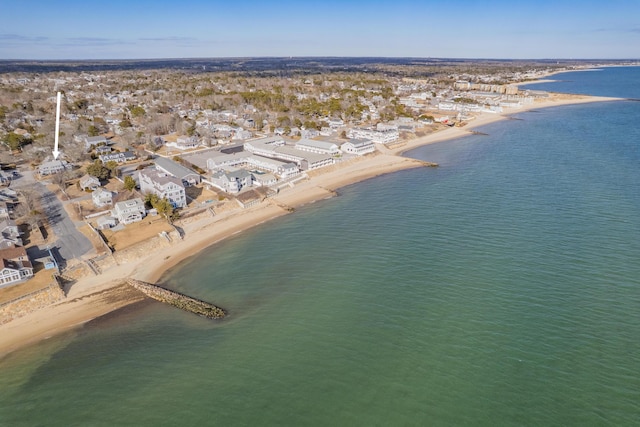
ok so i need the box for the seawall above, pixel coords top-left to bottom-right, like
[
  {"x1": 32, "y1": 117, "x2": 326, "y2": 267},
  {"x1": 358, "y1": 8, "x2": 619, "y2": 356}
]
[{"x1": 127, "y1": 279, "x2": 225, "y2": 319}]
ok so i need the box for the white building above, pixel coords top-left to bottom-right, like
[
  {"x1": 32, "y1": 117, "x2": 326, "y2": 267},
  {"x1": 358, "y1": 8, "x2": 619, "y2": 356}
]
[
  {"x1": 341, "y1": 139, "x2": 376, "y2": 156},
  {"x1": 294, "y1": 139, "x2": 340, "y2": 155},
  {"x1": 347, "y1": 127, "x2": 399, "y2": 144},
  {"x1": 112, "y1": 198, "x2": 146, "y2": 225},
  {"x1": 38, "y1": 159, "x2": 71, "y2": 176},
  {"x1": 92, "y1": 187, "x2": 113, "y2": 207},
  {"x1": 138, "y1": 168, "x2": 187, "y2": 209}
]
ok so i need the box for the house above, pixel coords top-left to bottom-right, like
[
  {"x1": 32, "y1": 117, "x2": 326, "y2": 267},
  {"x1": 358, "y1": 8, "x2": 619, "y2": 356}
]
[
  {"x1": 96, "y1": 215, "x2": 117, "y2": 230},
  {"x1": 92, "y1": 187, "x2": 113, "y2": 207},
  {"x1": 112, "y1": 198, "x2": 146, "y2": 225},
  {"x1": 95, "y1": 146, "x2": 112, "y2": 155},
  {"x1": 172, "y1": 136, "x2": 200, "y2": 150},
  {"x1": 252, "y1": 172, "x2": 277, "y2": 187},
  {"x1": 153, "y1": 157, "x2": 201, "y2": 187},
  {"x1": 207, "y1": 169, "x2": 252, "y2": 194},
  {"x1": 38, "y1": 159, "x2": 71, "y2": 176},
  {"x1": 0, "y1": 246, "x2": 33, "y2": 288},
  {"x1": 341, "y1": 139, "x2": 376, "y2": 156},
  {"x1": 79, "y1": 174, "x2": 101, "y2": 191},
  {"x1": 0, "y1": 219, "x2": 22, "y2": 247},
  {"x1": 99, "y1": 151, "x2": 136, "y2": 164},
  {"x1": 0, "y1": 201, "x2": 10, "y2": 220},
  {"x1": 138, "y1": 168, "x2": 187, "y2": 208},
  {"x1": 84, "y1": 135, "x2": 108, "y2": 152}
]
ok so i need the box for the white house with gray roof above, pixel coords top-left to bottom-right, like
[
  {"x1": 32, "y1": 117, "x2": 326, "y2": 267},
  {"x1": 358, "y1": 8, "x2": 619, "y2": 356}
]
[
  {"x1": 138, "y1": 168, "x2": 187, "y2": 208},
  {"x1": 99, "y1": 151, "x2": 136, "y2": 164},
  {"x1": 38, "y1": 159, "x2": 71, "y2": 177},
  {"x1": 84, "y1": 135, "x2": 108, "y2": 152},
  {"x1": 112, "y1": 198, "x2": 146, "y2": 225},
  {"x1": 207, "y1": 169, "x2": 252, "y2": 194},
  {"x1": 153, "y1": 156, "x2": 201, "y2": 186}
]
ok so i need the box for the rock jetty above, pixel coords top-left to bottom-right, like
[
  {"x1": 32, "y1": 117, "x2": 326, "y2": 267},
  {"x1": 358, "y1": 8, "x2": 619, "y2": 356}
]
[{"x1": 127, "y1": 279, "x2": 225, "y2": 319}]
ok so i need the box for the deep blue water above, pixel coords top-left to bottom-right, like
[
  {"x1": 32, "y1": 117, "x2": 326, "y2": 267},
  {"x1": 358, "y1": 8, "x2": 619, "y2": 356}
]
[{"x1": 1, "y1": 67, "x2": 639, "y2": 426}]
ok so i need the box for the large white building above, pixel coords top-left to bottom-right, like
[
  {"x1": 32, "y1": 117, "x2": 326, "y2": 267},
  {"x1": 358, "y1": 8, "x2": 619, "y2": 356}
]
[
  {"x1": 294, "y1": 139, "x2": 340, "y2": 155},
  {"x1": 347, "y1": 127, "x2": 399, "y2": 144},
  {"x1": 244, "y1": 137, "x2": 334, "y2": 171},
  {"x1": 138, "y1": 168, "x2": 187, "y2": 208},
  {"x1": 341, "y1": 139, "x2": 376, "y2": 156}
]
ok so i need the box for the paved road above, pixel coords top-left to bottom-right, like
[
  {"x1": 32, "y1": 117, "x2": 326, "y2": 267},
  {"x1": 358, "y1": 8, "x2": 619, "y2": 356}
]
[{"x1": 10, "y1": 167, "x2": 94, "y2": 266}]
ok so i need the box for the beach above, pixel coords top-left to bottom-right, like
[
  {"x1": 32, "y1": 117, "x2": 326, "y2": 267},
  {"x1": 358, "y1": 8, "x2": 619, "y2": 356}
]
[{"x1": 0, "y1": 92, "x2": 622, "y2": 357}]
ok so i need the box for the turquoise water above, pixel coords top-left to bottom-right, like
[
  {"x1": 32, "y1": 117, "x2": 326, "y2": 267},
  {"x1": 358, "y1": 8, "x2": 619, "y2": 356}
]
[{"x1": 1, "y1": 68, "x2": 640, "y2": 426}]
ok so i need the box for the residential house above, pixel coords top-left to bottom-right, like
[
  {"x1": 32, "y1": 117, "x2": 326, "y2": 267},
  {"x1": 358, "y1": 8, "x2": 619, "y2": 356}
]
[
  {"x1": 112, "y1": 198, "x2": 146, "y2": 225},
  {"x1": 0, "y1": 201, "x2": 11, "y2": 220},
  {"x1": 92, "y1": 187, "x2": 113, "y2": 208},
  {"x1": 0, "y1": 219, "x2": 22, "y2": 247},
  {"x1": 38, "y1": 159, "x2": 71, "y2": 176},
  {"x1": 79, "y1": 174, "x2": 101, "y2": 191},
  {"x1": 252, "y1": 173, "x2": 277, "y2": 187},
  {"x1": 153, "y1": 156, "x2": 201, "y2": 186},
  {"x1": 208, "y1": 169, "x2": 252, "y2": 194},
  {"x1": 169, "y1": 136, "x2": 200, "y2": 150},
  {"x1": 99, "y1": 151, "x2": 136, "y2": 164},
  {"x1": 84, "y1": 135, "x2": 108, "y2": 152},
  {"x1": 341, "y1": 139, "x2": 376, "y2": 156},
  {"x1": 138, "y1": 168, "x2": 187, "y2": 208},
  {"x1": 0, "y1": 245, "x2": 33, "y2": 288}
]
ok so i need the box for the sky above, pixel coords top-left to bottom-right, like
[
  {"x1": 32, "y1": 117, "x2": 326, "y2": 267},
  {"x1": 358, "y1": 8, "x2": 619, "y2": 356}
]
[{"x1": 1, "y1": 0, "x2": 639, "y2": 60}]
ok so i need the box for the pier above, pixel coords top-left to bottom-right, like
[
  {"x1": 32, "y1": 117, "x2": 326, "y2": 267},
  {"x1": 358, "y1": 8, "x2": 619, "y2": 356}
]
[{"x1": 127, "y1": 279, "x2": 226, "y2": 319}]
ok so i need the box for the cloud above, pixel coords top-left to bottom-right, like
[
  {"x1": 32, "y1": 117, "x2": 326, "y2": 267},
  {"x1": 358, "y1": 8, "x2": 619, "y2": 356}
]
[
  {"x1": 62, "y1": 37, "x2": 134, "y2": 46},
  {"x1": 0, "y1": 33, "x2": 49, "y2": 42}
]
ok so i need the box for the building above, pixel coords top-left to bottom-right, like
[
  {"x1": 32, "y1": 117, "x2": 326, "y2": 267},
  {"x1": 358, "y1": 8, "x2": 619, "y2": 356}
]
[
  {"x1": 294, "y1": 139, "x2": 340, "y2": 155},
  {"x1": 99, "y1": 151, "x2": 137, "y2": 164},
  {"x1": 0, "y1": 219, "x2": 22, "y2": 247},
  {"x1": 112, "y1": 198, "x2": 146, "y2": 225},
  {"x1": 341, "y1": 139, "x2": 376, "y2": 156},
  {"x1": 153, "y1": 156, "x2": 201, "y2": 186},
  {"x1": 138, "y1": 168, "x2": 187, "y2": 208},
  {"x1": 244, "y1": 137, "x2": 333, "y2": 171},
  {"x1": 347, "y1": 127, "x2": 399, "y2": 144},
  {"x1": 252, "y1": 172, "x2": 277, "y2": 187},
  {"x1": 92, "y1": 187, "x2": 113, "y2": 208},
  {"x1": 79, "y1": 174, "x2": 101, "y2": 191},
  {"x1": 84, "y1": 135, "x2": 108, "y2": 152},
  {"x1": 0, "y1": 201, "x2": 11, "y2": 220},
  {"x1": 38, "y1": 159, "x2": 71, "y2": 176},
  {"x1": 0, "y1": 246, "x2": 33, "y2": 288},
  {"x1": 207, "y1": 169, "x2": 252, "y2": 194}
]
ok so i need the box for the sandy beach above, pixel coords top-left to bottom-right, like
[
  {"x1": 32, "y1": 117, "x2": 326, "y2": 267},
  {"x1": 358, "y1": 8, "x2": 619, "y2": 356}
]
[{"x1": 0, "y1": 92, "x2": 623, "y2": 357}]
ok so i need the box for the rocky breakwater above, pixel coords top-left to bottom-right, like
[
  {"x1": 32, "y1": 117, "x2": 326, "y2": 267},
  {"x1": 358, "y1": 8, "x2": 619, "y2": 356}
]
[{"x1": 127, "y1": 279, "x2": 225, "y2": 319}]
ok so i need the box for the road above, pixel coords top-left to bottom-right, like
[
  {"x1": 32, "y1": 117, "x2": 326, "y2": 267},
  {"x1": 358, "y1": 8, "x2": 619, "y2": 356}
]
[{"x1": 10, "y1": 167, "x2": 94, "y2": 266}]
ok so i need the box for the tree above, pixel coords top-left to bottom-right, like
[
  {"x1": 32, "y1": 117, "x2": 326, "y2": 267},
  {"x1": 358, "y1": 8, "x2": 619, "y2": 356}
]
[
  {"x1": 129, "y1": 105, "x2": 146, "y2": 118},
  {"x1": 88, "y1": 125, "x2": 100, "y2": 137},
  {"x1": 105, "y1": 160, "x2": 119, "y2": 178},
  {"x1": 123, "y1": 175, "x2": 136, "y2": 191},
  {"x1": 86, "y1": 160, "x2": 111, "y2": 180}
]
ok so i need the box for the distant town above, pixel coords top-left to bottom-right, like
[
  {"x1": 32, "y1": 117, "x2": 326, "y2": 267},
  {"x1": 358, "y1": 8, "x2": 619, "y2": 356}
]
[{"x1": 0, "y1": 58, "x2": 636, "y2": 312}]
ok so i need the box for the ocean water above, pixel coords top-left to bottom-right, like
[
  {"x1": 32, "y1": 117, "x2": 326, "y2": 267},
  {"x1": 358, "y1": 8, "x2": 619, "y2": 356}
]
[{"x1": 1, "y1": 67, "x2": 640, "y2": 426}]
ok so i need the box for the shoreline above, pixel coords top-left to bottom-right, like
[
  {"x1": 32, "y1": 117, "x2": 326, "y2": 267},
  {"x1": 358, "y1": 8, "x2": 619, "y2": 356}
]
[{"x1": 0, "y1": 92, "x2": 624, "y2": 358}]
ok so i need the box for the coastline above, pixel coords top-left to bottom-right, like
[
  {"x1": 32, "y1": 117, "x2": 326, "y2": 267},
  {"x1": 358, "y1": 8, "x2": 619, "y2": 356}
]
[{"x1": 0, "y1": 92, "x2": 623, "y2": 358}]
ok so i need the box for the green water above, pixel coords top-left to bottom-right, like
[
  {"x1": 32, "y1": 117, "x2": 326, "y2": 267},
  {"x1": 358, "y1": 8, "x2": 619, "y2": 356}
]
[{"x1": 1, "y1": 70, "x2": 640, "y2": 425}]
